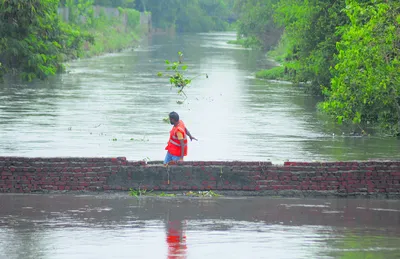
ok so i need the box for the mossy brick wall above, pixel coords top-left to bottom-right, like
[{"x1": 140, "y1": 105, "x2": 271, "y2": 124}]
[{"x1": 0, "y1": 157, "x2": 400, "y2": 197}]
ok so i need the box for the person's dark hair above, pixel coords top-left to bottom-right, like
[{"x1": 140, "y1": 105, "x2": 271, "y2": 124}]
[{"x1": 169, "y1": 111, "x2": 179, "y2": 121}]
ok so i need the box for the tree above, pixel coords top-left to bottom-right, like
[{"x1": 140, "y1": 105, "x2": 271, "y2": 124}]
[
  {"x1": 234, "y1": 0, "x2": 282, "y2": 49},
  {"x1": 234, "y1": 0, "x2": 400, "y2": 134},
  {"x1": 320, "y1": 0, "x2": 400, "y2": 135},
  {"x1": 273, "y1": 0, "x2": 350, "y2": 93},
  {"x1": 0, "y1": 0, "x2": 92, "y2": 81}
]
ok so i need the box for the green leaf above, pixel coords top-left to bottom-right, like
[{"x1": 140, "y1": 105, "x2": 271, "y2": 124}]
[{"x1": 337, "y1": 116, "x2": 343, "y2": 125}]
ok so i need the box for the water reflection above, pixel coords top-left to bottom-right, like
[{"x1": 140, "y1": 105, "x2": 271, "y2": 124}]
[
  {"x1": 325, "y1": 231, "x2": 400, "y2": 259},
  {"x1": 166, "y1": 220, "x2": 187, "y2": 259},
  {"x1": 0, "y1": 195, "x2": 400, "y2": 258}
]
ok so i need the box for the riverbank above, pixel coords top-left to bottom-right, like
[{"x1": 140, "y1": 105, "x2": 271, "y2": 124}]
[
  {"x1": 1, "y1": 156, "x2": 399, "y2": 199},
  {"x1": 0, "y1": 4, "x2": 148, "y2": 82},
  {"x1": 82, "y1": 24, "x2": 142, "y2": 59},
  {"x1": 63, "y1": 8, "x2": 148, "y2": 61},
  {"x1": 227, "y1": 36, "x2": 290, "y2": 81}
]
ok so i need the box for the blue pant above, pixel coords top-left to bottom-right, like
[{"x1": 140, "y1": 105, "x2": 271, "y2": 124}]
[{"x1": 164, "y1": 152, "x2": 181, "y2": 165}]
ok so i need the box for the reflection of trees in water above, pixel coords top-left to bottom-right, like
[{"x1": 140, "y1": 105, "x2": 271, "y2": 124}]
[
  {"x1": 323, "y1": 230, "x2": 400, "y2": 259},
  {"x1": 2, "y1": 195, "x2": 400, "y2": 259},
  {"x1": 243, "y1": 72, "x2": 400, "y2": 161},
  {"x1": 300, "y1": 136, "x2": 400, "y2": 162}
]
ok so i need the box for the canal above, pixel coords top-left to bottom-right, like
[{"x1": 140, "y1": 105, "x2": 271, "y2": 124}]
[{"x1": 1, "y1": 32, "x2": 400, "y2": 163}]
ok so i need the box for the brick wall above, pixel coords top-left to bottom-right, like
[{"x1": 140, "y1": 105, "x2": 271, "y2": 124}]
[{"x1": 1, "y1": 157, "x2": 399, "y2": 197}]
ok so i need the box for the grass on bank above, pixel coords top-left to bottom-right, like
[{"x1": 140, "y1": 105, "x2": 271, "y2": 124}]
[
  {"x1": 227, "y1": 38, "x2": 247, "y2": 45},
  {"x1": 83, "y1": 24, "x2": 142, "y2": 58},
  {"x1": 266, "y1": 33, "x2": 291, "y2": 63},
  {"x1": 67, "y1": 7, "x2": 144, "y2": 59},
  {"x1": 255, "y1": 66, "x2": 291, "y2": 81}
]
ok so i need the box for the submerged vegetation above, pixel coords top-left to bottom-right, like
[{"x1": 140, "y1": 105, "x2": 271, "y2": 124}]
[
  {"x1": 129, "y1": 188, "x2": 221, "y2": 198},
  {"x1": 157, "y1": 51, "x2": 208, "y2": 103},
  {"x1": 234, "y1": 0, "x2": 400, "y2": 135}
]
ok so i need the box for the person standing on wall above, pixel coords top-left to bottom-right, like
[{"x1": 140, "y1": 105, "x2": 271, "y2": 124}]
[{"x1": 164, "y1": 111, "x2": 197, "y2": 165}]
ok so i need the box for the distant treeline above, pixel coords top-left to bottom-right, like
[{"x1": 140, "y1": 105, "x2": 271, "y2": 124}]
[{"x1": 61, "y1": 0, "x2": 237, "y2": 32}]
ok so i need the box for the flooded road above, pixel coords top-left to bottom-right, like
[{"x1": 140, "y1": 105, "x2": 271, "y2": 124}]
[
  {"x1": 1, "y1": 32, "x2": 400, "y2": 163},
  {"x1": 0, "y1": 195, "x2": 400, "y2": 259}
]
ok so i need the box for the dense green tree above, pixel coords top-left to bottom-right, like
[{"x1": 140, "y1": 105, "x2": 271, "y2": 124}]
[
  {"x1": 273, "y1": 0, "x2": 350, "y2": 93},
  {"x1": 0, "y1": 0, "x2": 92, "y2": 81},
  {"x1": 235, "y1": 0, "x2": 400, "y2": 135},
  {"x1": 320, "y1": 0, "x2": 400, "y2": 134},
  {"x1": 234, "y1": 0, "x2": 282, "y2": 49}
]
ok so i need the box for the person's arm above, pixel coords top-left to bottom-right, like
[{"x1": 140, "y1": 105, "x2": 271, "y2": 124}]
[
  {"x1": 185, "y1": 127, "x2": 197, "y2": 141},
  {"x1": 180, "y1": 139, "x2": 185, "y2": 159},
  {"x1": 177, "y1": 131, "x2": 185, "y2": 160}
]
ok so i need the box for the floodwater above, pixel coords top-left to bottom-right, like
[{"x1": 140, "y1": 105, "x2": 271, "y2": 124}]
[
  {"x1": 1, "y1": 32, "x2": 400, "y2": 163},
  {"x1": 0, "y1": 195, "x2": 400, "y2": 259}
]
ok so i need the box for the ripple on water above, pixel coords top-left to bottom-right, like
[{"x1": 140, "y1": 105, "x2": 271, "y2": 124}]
[
  {"x1": 357, "y1": 207, "x2": 400, "y2": 212},
  {"x1": 280, "y1": 204, "x2": 331, "y2": 208}
]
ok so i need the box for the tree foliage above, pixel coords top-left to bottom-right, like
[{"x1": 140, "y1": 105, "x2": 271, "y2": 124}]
[
  {"x1": 235, "y1": 0, "x2": 400, "y2": 135},
  {"x1": 234, "y1": 0, "x2": 282, "y2": 49},
  {"x1": 265, "y1": 0, "x2": 352, "y2": 94},
  {"x1": 60, "y1": 0, "x2": 136, "y2": 8},
  {"x1": 0, "y1": 0, "x2": 93, "y2": 81},
  {"x1": 320, "y1": 0, "x2": 400, "y2": 134},
  {"x1": 157, "y1": 51, "x2": 208, "y2": 102}
]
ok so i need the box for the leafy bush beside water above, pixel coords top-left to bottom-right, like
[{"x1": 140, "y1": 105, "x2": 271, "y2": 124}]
[
  {"x1": 234, "y1": 0, "x2": 400, "y2": 135},
  {"x1": 0, "y1": 0, "x2": 143, "y2": 82},
  {"x1": 255, "y1": 66, "x2": 290, "y2": 81},
  {"x1": 0, "y1": 0, "x2": 92, "y2": 81}
]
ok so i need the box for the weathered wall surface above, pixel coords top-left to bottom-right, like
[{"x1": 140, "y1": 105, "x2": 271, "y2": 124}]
[{"x1": 1, "y1": 157, "x2": 400, "y2": 198}]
